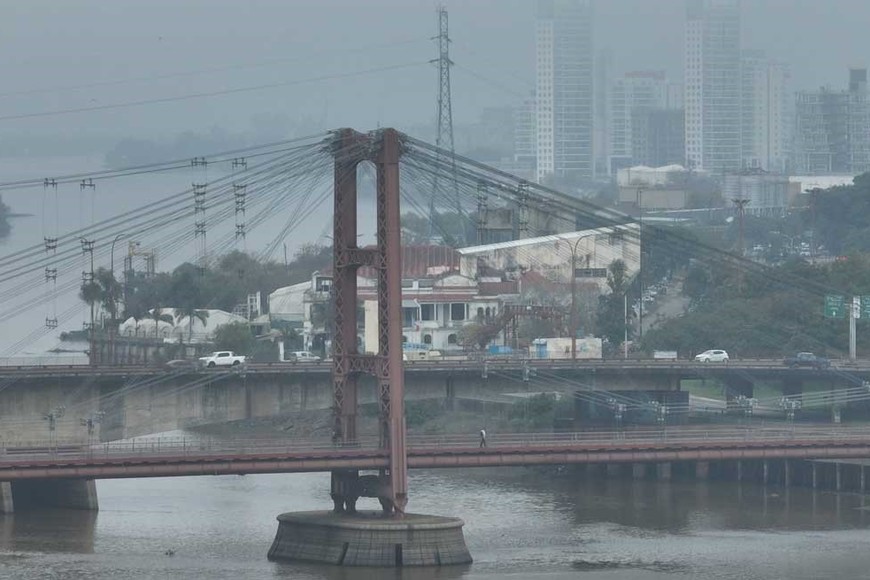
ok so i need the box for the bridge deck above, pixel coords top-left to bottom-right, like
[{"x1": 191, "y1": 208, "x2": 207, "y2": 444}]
[{"x1": 2, "y1": 426, "x2": 870, "y2": 480}]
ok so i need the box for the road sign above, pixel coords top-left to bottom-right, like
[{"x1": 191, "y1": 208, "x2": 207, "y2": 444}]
[
  {"x1": 862, "y1": 295, "x2": 870, "y2": 319},
  {"x1": 825, "y1": 295, "x2": 845, "y2": 319},
  {"x1": 855, "y1": 296, "x2": 862, "y2": 319}
]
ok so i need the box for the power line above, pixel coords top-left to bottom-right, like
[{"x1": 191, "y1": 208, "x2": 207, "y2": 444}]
[
  {"x1": 0, "y1": 62, "x2": 427, "y2": 122},
  {"x1": 0, "y1": 38, "x2": 428, "y2": 100}
]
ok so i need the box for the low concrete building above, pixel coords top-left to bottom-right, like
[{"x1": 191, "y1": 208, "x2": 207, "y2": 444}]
[
  {"x1": 723, "y1": 169, "x2": 790, "y2": 216},
  {"x1": 362, "y1": 274, "x2": 513, "y2": 354},
  {"x1": 617, "y1": 165, "x2": 695, "y2": 210},
  {"x1": 457, "y1": 226, "x2": 640, "y2": 292}
]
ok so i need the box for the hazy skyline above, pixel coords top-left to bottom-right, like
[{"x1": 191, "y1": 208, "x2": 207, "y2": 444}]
[{"x1": 2, "y1": 0, "x2": 870, "y2": 146}]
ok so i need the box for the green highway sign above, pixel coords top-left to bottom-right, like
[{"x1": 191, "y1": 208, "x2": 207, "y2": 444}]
[
  {"x1": 862, "y1": 295, "x2": 870, "y2": 319},
  {"x1": 825, "y1": 295, "x2": 845, "y2": 319}
]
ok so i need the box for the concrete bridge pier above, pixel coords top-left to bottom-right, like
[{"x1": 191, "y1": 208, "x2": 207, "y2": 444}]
[
  {"x1": 656, "y1": 463, "x2": 672, "y2": 481},
  {"x1": 0, "y1": 478, "x2": 98, "y2": 513},
  {"x1": 723, "y1": 376, "x2": 754, "y2": 410},
  {"x1": 0, "y1": 483, "x2": 12, "y2": 513}
]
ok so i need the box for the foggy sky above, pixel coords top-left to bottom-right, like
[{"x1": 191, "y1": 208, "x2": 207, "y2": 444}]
[{"x1": 2, "y1": 0, "x2": 869, "y2": 145}]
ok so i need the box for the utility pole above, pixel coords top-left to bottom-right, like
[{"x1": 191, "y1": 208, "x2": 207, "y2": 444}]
[
  {"x1": 636, "y1": 188, "x2": 644, "y2": 339},
  {"x1": 732, "y1": 198, "x2": 751, "y2": 292},
  {"x1": 429, "y1": 5, "x2": 461, "y2": 241},
  {"x1": 81, "y1": 238, "x2": 96, "y2": 365},
  {"x1": 851, "y1": 296, "x2": 859, "y2": 362}
]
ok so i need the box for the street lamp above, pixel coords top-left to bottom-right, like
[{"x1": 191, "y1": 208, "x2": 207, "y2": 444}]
[{"x1": 110, "y1": 234, "x2": 125, "y2": 278}]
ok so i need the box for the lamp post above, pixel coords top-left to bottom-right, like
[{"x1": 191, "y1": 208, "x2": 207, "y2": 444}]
[
  {"x1": 110, "y1": 234, "x2": 125, "y2": 279},
  {"x1": 569, "y1": 233, "x2": 596, "y2": 361}
]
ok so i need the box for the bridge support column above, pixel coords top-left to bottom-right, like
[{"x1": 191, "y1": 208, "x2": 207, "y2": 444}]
[
  {"x1": 763, "y1": 460, "x2": 769, "y2": 485},
  {"x1": 695, "y1": 461, "x2": 710, "y2": 480},
  {"x1": 812, "y1": 463, "x2": 818, "y2": 489},
  {"x1": 783, "y1": 460, "x2": 791, "y2": 487},
  {"x1": 11, "y1": 479, "x2": 98, "y2": 511},
  {"x1": 0, "y1": 482, "x2": 12, "y2": 513},
  {"x1": 632, "y1": 463, "x2": 646, "y2": 480},
  {"x1": 736, "y1": 460, "x2": 743, "y2": 482},
  {"x1": 836, "y1": 463, "x2": 842, "y2": 492},
  {"x1": 656, "y1": 463, "x2": 671, "y2": 481}
]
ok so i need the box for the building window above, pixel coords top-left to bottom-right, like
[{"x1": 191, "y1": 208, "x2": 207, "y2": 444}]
[
  {"x1": 450, "y1": 303, "x2": 467, "y2": 321},
  {"x1": 402, "y1": 335, "x2": 407, "y2": 343},
  {"x1": 448, "y1": 334, "x2": 458, "y2": 345},
  {"x1": 420, "y1": 303, "x2": 435, "y2": 321},
  {"x1": 423, "y1": 334, "x2": 432, "y2": 345},
  {"x1": 476, "y1": 307, "x2": 484, "y2": 320}
]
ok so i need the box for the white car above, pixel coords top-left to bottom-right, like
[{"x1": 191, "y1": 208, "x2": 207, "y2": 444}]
[
  {"x1": 694, "y1": 349, "x2": 729, "y2": 363},
  {"x1": 198, "y1": 351, "x2": 246, "y2": 368},
  {"x1": 288, "y1": 351, "x2": 322, "y2": 363}
]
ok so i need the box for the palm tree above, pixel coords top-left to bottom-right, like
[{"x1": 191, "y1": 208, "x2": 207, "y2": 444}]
[
  {"x1": 150, "y1": 307, "x2": 174, "y2": 339},
  {"x1": 174, "y1": 307, "x2": 209, "y2": 343},
  {"x1": 79, "y1": 267, "x2": 122, "y2": 328}
]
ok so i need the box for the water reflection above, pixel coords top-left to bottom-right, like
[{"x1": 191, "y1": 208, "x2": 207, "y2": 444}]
[
  {"x1": 0, "y1": 469, "x2": 868, "y2": 579},
  {"x1": 0, "y1": 510, "x2": 96, "y2": 554}
]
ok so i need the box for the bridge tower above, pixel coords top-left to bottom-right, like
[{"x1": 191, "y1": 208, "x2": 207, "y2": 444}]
[
  {"x1": 270, "y1": 128, "x2": 469, "y2": 567},
  {"x1": 330, "y1": 128, "x2": 407, "y2": 515}
]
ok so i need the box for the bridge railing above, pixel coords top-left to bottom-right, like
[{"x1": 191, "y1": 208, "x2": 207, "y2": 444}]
[{"x1": 4, "y1": 424, "x2": 870, "y2": 462}]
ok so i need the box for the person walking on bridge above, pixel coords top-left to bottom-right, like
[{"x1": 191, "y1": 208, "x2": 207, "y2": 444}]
[{"x1": 479, "y1": 428, "x2": 487, "y2": 448}]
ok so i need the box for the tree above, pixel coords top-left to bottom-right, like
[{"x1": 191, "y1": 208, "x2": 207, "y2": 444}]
[
  {"x1": 149, "y1": 307, "x2": 174, "y2": 338},
  {"x1": 213, "y1": 322, "x2": 255, "y2": 354},
  {"x1": 596, "y1": 260, "x2": 633, "y2": 348},
  {"x1": 79, "y1": 267, "x2": 122, "y2": 328},
  {"x1": 174, "y1": 307, "x2": 209, "y2": 343},
  {"x1": 457, "y1": 321, "x2": 501, "y2": 350}
]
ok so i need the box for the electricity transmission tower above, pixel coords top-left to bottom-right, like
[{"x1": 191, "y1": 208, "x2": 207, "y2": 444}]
[
  {"x1": 732, "y1": 197, "x2": 751, "y2": 292},
  {"x1": 429, "y1": 5, "x2": 463, "y2": 243}
]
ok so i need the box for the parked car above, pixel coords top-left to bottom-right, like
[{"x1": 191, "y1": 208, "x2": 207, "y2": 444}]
[
  {"x1": 288, "y1": 351, "x2": 322, "y2": 363},
  {"x1": 198, "y1": 351, "x2": 246, "y2": 368},
  {"x1": 694, "y1": 349, "x2": 729, "y2": 363},
  {"x1": 783, "y1": 352, "x2": 830, "y2": 369}
]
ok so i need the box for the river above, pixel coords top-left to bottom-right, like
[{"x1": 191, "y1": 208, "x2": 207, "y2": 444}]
[{"x1": 1, "y1": 465, "x2": 869, "y2": 579}]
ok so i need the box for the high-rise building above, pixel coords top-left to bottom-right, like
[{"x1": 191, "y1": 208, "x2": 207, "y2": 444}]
[
  {"x1": 794, "y1": 69, "x2": 870, "y2": 175},
  {"x1": 685, "y1": 0, "x2": 742, "y2": 173},
  {"x1": 535, "y1": 0, "x2": 594, "y2": 184},
  {"x1": 513, "y1": 94, "x2": 537, "y2": 179},
  {"x1": 609, "y1": 71, "x2": 681, "y2": 172},
  {"x1": 593, "y1": 49, "x2": 613, "y2": 178},
  {"x1": 741, "y1": 51, "x2": 791, "y2": 173},
  {"x1": 631, "y1": 108, "x2": 686, "y2": 168}
]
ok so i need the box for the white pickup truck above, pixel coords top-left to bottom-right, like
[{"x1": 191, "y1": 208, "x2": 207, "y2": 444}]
[{"x1": 198, "y1": 351, "x2": 246, "y2": 368}]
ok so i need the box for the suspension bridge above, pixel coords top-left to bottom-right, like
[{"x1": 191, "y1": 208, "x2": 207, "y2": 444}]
[{"x1": 0, "y1": 127, "x2": 868, "y2": 566}]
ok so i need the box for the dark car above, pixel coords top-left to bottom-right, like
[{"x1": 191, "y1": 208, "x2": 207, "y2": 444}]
[{"x1": 783, "y1": 352, "x2": 830, "y2": 370}]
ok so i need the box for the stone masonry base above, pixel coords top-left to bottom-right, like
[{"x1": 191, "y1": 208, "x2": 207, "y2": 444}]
[{"x1": 267, "y1": 511, "x2": 472, "y2": 567}]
